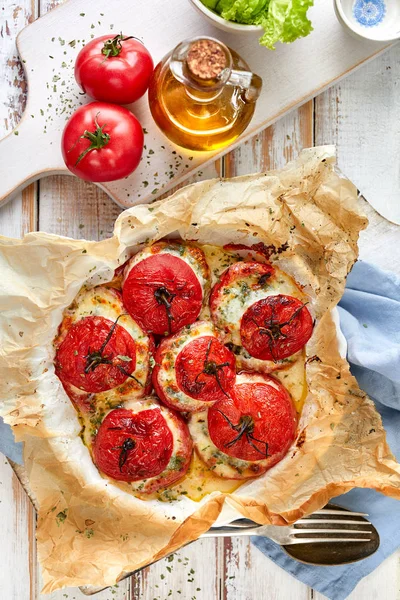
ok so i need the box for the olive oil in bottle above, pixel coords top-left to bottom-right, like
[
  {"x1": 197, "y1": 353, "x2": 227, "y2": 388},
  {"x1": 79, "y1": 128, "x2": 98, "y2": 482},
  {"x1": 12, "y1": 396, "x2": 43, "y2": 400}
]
[{"x1": 148, "y1": 37, "x2": 262, "y2": 152}]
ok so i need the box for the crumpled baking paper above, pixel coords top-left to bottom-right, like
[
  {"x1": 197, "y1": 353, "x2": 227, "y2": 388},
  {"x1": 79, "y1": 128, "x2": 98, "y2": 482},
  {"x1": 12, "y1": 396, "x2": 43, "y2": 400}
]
[{"x1": 1, "y1": 146, "x2": 399, "y2": 593}]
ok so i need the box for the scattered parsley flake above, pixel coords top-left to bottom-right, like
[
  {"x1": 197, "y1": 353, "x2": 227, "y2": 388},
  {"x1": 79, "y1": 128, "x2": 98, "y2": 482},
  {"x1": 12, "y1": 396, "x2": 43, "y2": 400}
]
[{"x1": 56, "y1": 510, "x2": 67, "y2": 525}]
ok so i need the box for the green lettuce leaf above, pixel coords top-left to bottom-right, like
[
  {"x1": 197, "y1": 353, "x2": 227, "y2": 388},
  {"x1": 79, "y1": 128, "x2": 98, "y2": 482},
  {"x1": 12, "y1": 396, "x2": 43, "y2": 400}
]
[
  {"x1": 201, "y1": 0, "x2": 220, "y2": 10},
  {"x1": 217, "y1": 0, "x2": 270, "y2": 24},
  {"x1": 259, "y1": 0, "x2": 314, "y2": 49}
]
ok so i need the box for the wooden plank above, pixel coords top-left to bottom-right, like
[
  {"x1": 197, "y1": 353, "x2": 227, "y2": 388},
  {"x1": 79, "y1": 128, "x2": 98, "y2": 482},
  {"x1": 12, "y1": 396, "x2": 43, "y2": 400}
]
[
  {"x1": 314, "y1": 53, "x2": 400, "y2": 600},
  {"x1": 314, "y1": 53, "x2": 400, "y2": 273},
  {"x1": 315, "y1": 44, "x2": 400, "y2": 224},
  {"x1": 0, "y1": 0, "x2": 37, "y2": 238},
  {"x1": 0, "y1": 459, "x2": 34, "y2": 599},
  {"x1": 0, "y1": 3, "x2": 38, "y2": 600},
  {"x1": 0, "y1": 0, "x2": 393, "y2": 211}
]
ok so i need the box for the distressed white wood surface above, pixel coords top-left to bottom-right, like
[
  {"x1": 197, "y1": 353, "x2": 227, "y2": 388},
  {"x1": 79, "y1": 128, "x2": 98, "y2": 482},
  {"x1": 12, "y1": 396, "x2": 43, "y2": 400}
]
[
  {"x1": 0, "y1": 0, "x2": 394, "y2": 214},
  {"x1": 1, "y1": 1, "x2": 400, "y2": 599}
]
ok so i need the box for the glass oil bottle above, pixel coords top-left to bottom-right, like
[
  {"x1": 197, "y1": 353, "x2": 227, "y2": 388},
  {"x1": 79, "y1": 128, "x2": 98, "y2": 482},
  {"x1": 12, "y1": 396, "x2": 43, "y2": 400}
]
[{"x1": 148, "y1": 37, "x2": 262, "y2": 152}]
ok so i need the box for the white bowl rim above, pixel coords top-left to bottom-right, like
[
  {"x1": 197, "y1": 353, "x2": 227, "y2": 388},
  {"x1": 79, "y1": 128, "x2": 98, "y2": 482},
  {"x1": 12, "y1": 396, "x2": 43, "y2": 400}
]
[
  {"x1": 334, "y1": 0, "x2": 400, "y2": 42},
  {"x1": 189, "y1": 0, "x2": 264, "y2": 32}
]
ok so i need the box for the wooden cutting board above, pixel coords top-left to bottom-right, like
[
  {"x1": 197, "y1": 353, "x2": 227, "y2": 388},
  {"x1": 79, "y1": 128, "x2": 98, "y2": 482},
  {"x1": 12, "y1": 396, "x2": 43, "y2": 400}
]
[{"x1": 0, "y1": 0, "x2": 392, "y2": 211}]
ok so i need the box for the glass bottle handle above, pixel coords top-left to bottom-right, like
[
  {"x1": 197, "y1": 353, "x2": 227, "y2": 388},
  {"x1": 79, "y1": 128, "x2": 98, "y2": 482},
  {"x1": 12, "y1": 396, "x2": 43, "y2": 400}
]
[{"x1": 227, "y1": 70, "x2": 262, "y2": 103}]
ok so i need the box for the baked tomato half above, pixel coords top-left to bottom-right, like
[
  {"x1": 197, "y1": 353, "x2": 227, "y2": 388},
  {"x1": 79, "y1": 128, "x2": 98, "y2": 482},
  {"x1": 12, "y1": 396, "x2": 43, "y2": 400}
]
[
  {"x1": 189, "y1": 371, "x2": 297, "y2": 479},
  {"x1": 241, "y1": 295, "x2": 313, "y2": 361},
  {"x1": 122, "y1": 241, "x2": 209, "y2": 336},
  {"x1": 75, "y1": 34, "x2": 153, "y2": 105},
  {"x1": 93, "y1": 398, "x2": 193, "y2": 493},
  {"x1": 153, "y1": 321, "x2": 236, "y2": 413},
  {"x1": 54, "y1": 286, "x2": 153, "y2": 408},
  {"x1": 210, "y1": 261, "x2": 312, "y2": 362}
]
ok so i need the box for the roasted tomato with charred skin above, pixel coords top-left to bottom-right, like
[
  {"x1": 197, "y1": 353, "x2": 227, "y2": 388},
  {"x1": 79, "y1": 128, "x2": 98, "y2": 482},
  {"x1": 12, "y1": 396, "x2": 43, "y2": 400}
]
[
  {"x1": 153, "y1": 321, "x2": 236, "y2": 413},
  {"x1": 210, "y1": 261, "x2": 312, "y2": 361},
  {"x1": 54, "y1": 286, "x2": 153, "y2": 407},
  {"x1": 241, "y1": 295, "x2": 313, "y2": 361},
  {"x1": 93, "y1": 400, "x2": 193, "y2": 493},
  {"x1": 189, "y1": 371, "x2": 297, "y2": 479},
  {"x1": 55, "y1": 316, "x2": 137, "y2": 393},
  {"x1": 122, "y1": 241, "x2": 209, "y2": 336}
]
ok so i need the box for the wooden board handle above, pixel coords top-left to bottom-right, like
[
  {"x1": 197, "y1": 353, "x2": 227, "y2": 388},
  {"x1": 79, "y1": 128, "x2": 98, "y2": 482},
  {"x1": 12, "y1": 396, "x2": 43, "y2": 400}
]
[{"x1": 0, "y1": 117, "x2": 65, "y2": 207}]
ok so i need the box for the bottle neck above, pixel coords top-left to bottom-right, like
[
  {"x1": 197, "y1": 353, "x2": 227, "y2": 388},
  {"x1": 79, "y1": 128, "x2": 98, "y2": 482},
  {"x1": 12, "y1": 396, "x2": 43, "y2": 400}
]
[
  {"x1": 169, "y1": 37, "x2": 262, "y2": 105},
  {"x1": 170, "y1": 37, "x2": 231, "y2": 102}
]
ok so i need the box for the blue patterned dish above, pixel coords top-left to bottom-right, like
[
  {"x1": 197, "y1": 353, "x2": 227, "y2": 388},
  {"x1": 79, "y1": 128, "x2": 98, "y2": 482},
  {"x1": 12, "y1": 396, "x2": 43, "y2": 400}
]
[{"x1": 334, "y1": 0, "x2": 400, "y2": 41}]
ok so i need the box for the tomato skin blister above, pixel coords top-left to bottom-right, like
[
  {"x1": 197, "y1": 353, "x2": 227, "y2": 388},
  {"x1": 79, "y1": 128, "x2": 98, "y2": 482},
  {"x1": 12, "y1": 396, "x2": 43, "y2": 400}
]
[
  {"x1": 189, "y1": 371, "x2": 297, "y2": 479},
  {"x1": 153, "y1": 321, "x2": 236, "y2": 413},
  {"x1": 123, "y1": 242, "x2": 209, "y2": 336}
]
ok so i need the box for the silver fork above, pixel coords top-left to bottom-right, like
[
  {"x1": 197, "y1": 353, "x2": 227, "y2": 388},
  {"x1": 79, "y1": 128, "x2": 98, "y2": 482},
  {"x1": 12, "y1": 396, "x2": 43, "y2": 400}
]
[{"x1": 202, "y1": 508, "x2": 372, "y2": 545}]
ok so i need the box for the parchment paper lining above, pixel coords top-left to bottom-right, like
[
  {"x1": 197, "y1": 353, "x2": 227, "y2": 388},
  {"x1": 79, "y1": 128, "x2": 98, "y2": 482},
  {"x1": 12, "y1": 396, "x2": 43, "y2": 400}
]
[{"x1": 1, "y1": 146, "x2": 399, "y2": 592}]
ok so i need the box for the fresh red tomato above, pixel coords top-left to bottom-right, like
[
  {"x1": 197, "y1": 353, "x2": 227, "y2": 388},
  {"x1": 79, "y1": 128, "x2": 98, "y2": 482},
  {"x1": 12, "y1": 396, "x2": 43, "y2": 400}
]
[
  {"x1": 240, "y1": 295, "x2": 313, "y2": 361},
  {"x1": 208, "y1": 372, "x2": 297, "y2": 463},
  {"x1": 123, "y1": 252, "x2": 204, "y2": 336},
  {"x1": 61, "y1": 102, "x2": 144, "y2": 182},
  {"x1": 55, "y1": 315, "x2": 137, "y2": 393},
  {"x1": 75, "y1": 34, "x2": 154, "y2": 105}
]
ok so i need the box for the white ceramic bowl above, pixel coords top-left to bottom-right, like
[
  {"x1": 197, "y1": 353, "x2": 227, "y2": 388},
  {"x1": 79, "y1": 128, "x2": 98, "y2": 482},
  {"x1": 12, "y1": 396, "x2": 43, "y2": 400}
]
[
  {"x1": 334, "y1": 0, "x2": 400, "y2": 42},
  {"x1": 188, "y1": 0, "x2": 264, "y2": 34}
]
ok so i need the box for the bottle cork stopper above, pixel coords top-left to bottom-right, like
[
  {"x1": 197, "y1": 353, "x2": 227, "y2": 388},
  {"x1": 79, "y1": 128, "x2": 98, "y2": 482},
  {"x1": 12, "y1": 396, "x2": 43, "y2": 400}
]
[{"x1": 186, "y1": 39, "x2": 227, "y2": 80}]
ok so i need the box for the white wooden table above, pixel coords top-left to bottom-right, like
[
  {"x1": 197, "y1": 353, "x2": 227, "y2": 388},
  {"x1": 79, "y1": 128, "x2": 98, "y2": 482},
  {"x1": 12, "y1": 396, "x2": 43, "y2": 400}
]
[{"x1": 1, "y1": 1, "x2": 399, "y2": 599}]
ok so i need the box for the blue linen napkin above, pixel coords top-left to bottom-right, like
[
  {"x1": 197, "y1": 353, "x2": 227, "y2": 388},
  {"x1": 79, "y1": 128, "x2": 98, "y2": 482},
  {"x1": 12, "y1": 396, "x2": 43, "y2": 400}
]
[
  {"x1": 253, "y1": 261, "x2": 400, "y2": 600},
  {"x1": 0, "y1": 261, "x2": 399, "y2": 599}
]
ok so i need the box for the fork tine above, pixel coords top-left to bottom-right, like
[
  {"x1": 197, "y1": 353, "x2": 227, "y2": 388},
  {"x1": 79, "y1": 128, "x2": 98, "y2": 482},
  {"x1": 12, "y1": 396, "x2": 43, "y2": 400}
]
[
  {"x1": 313, "y1": 509, "x2": 369, "y2": 517},
  {"x1": 298, "y1": 518, "x2": 371, "y2": 526},
  {"x1": 290, "y1": 538, "x2": 371, "y2": 544},
  {"x1": 291, "y1": 529, "x2": 371, "y2": 535}
]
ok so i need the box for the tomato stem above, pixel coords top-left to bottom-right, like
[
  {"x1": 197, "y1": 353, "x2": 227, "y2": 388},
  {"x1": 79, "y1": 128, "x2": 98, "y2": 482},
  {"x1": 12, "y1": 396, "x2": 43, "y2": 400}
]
[
  {"x1": 193, "y1": 338, "x2": 230, "y2": 397},
  {"x1": 101, "y1": 33, "x2": 135, "y2": 59},
  {"x1": 154, "y1": 286, "x2": 176, "y2": 333},
  {"x1": 83, "y1": 315, "x2": 142, "y2": 387},
  {"x1": 73, "y1": 113, "x2": 110, "y2": 166},
  {"x1": 250, "y1": 301, "x2": 309, "y2": 362},
  {"x1": 217, "y1": 410, "x2": 269, "y2": 457}
]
